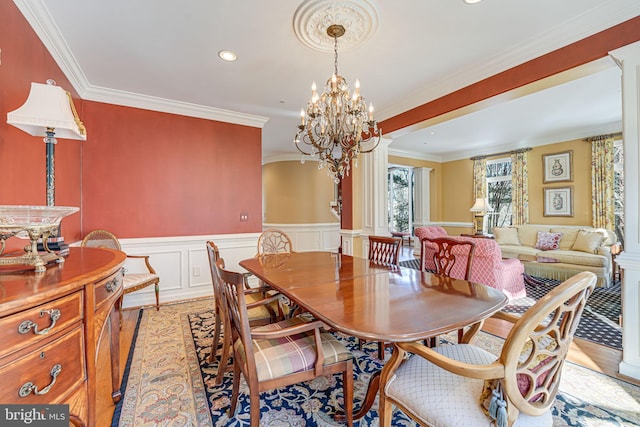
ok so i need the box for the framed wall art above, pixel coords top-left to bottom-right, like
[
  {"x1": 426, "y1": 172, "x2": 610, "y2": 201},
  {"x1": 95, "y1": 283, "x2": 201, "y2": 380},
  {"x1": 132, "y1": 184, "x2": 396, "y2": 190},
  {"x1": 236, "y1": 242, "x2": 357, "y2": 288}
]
[
  {"x1": 543, "y1": 186, "x2": 573, "y2": 217},
  {"x1": 543, "y1": 150, "x2": 573, "y2": 183}
]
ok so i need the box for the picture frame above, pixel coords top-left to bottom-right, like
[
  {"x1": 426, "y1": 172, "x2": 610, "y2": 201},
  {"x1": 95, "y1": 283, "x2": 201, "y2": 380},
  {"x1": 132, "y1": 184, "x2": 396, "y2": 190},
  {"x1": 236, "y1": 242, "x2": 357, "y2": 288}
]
[
  {"x1": 543, "y1": 186, "x2": 573, "y2": 217},
  {"x1": 543, "y1": 150, "x2": 573, "y2": 183}
]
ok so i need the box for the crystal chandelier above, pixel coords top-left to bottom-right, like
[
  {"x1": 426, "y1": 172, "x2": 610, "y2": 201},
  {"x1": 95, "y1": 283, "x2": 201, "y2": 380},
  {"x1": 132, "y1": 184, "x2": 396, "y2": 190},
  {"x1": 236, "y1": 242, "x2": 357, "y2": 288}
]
[{"x1": 294, "y1": 24, "x2": 381, "y2": 182}]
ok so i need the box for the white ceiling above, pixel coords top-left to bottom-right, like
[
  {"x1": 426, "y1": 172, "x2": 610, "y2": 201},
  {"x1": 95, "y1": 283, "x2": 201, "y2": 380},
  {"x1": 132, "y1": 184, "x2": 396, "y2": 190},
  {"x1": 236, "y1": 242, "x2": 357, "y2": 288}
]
[{"x1": 14, "y1": 0, "x2": 638, "y2": 162}]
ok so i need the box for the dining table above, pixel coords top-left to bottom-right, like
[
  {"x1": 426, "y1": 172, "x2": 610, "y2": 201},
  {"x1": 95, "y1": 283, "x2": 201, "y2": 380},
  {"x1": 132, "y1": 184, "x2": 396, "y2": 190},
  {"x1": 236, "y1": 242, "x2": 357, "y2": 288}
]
[{"x1": 239, "y1": 251, "x2": 508, "y2": 420}]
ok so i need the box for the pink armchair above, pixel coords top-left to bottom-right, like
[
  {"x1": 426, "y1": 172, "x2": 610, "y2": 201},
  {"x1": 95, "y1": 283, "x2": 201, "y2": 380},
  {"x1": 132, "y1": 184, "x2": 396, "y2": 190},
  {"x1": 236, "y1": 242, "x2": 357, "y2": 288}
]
[{"x1": 415, "y1": 226, "x2": 526, "y2": 300}]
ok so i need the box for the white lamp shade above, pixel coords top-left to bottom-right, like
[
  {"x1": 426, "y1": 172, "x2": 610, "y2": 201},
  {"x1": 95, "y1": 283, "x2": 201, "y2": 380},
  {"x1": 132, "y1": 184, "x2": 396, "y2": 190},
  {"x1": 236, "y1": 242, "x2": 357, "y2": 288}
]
[
  {"x1": 7, "y1": 82, "x2": 86, "y2": 141},
  {"x1": 469, "y1": 197, "x2": 492, "y2": 213}
]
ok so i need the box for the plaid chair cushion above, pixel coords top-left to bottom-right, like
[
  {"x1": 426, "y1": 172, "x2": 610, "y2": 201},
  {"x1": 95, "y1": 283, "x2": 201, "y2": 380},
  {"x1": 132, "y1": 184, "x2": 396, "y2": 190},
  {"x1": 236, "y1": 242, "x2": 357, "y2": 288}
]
[{"x1": 234, "y1": 317, "x2": 352, "y2": 381}]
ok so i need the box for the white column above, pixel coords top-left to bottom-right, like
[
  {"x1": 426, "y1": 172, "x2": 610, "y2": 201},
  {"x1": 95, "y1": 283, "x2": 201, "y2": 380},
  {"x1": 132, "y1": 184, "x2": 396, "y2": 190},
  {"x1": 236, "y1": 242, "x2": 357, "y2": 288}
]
[
  {"x1": 413, "y1": 167, "x2": 432, "y2": 228},
  {"x1": 360, "y1": 138, "x2": 391, "y2": 255},
  {"x1": 610, "y1": 41, "x2": 640, "y2": 381},
  {"x1": 361, "y1": 138, "x2": 391, "y2": 236}
]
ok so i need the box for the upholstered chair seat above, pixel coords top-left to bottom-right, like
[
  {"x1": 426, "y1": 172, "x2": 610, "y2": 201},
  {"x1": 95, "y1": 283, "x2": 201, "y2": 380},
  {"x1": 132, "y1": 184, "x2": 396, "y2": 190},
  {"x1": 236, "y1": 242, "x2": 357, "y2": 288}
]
[
  {"x1": 385, "y1": 344, "x2": 552, "y2": 426},
  {"x1": 379, "y1": 271, "x2": 597, "y2": 427}
]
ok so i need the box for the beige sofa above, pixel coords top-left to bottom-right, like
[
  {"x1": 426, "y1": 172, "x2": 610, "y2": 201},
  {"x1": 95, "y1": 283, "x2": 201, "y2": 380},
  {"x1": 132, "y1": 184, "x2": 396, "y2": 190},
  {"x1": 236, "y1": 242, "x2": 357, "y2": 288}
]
[{"x1": 492, "y1": 224, "x2": 618, "y2": 288}]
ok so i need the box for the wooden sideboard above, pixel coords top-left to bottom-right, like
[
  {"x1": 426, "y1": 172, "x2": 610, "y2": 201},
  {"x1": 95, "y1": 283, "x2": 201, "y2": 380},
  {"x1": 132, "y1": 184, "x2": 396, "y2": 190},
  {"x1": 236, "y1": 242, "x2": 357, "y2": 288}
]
[{"x1": 0, "y1": 247, "x2": 126, "y2": 426}]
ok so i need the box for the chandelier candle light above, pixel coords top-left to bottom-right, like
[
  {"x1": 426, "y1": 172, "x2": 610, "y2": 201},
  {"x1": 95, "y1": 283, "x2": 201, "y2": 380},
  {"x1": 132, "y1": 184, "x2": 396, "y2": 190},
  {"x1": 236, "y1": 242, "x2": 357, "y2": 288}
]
[{"x1": 294, "y1": 24, "x2": 381, "y2": 182}]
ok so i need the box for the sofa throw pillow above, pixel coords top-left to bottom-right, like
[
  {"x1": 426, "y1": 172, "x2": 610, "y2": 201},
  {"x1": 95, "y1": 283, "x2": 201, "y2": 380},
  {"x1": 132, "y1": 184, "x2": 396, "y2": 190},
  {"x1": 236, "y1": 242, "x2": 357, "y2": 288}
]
[
  {"x1": 571, "y1": 230, "x2": 605, "y2": 253},
  {"x1": 535, "y1": 232, "x2": 562, "y2": 251},
  {"x1": 492, "y1": 227, "x2": 520, "y2": 246}
]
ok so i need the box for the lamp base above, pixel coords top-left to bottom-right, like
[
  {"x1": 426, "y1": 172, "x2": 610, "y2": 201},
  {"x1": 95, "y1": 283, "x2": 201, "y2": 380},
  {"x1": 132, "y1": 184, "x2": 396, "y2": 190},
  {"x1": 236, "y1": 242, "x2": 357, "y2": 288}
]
[{"x1": 473, "y1": 215, "x2": 485, "y2": 235}]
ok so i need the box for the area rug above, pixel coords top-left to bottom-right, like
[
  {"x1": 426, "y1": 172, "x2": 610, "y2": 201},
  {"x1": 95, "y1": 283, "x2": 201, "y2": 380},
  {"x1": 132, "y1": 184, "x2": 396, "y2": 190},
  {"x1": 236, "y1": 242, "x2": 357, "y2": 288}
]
[
  {"x1": 114, "y1": 300, "x2": 640, "y2": 426},
  {"x1": 399, "y1": 259, "x2": 623, "y2": 350}
]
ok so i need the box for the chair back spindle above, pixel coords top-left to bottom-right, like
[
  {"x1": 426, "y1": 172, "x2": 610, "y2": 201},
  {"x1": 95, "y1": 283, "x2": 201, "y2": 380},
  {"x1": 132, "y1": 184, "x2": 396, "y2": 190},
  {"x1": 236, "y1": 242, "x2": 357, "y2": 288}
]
[{"x1": 368, "y1": 236, "x2": 401, "y2": 266}]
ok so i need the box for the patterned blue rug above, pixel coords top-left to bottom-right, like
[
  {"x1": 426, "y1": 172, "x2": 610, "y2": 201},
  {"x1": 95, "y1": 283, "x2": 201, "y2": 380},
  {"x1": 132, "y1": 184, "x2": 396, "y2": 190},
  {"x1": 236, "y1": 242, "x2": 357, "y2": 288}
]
[
  {"x1": 399, "y1": 259, "x2": 622, "y2": 350},
  {"x1": 189, "y1": 310, "x2": 640, "y2": 426}
]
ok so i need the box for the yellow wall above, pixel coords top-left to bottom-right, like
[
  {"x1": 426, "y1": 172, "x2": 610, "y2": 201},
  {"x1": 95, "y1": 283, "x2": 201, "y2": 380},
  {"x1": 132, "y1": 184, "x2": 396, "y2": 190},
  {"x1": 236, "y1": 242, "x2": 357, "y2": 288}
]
[
  {"x1": 438, "y1": 138, "x2": 593, "y2": 228},
  {"x1": 263, "y1": 161, "x2": 338, "y2": 224},
  {"x1": 263, "y1": 138, "x2": 595, "y2": 231},
  {"x1": 527, "y1": 140, "x2": 591, "y2": 225}
]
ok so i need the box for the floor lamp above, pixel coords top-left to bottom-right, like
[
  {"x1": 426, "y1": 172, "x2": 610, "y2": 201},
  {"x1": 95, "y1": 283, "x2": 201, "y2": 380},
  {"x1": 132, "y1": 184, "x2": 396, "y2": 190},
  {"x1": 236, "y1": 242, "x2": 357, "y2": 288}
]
[{"x1": 7, "y1": 79, "x2": 86, "y2": 252}]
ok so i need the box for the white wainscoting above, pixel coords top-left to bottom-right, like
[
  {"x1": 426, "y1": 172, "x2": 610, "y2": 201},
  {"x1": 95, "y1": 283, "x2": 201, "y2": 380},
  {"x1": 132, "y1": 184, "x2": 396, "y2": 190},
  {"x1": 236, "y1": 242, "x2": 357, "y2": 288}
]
[
  {"x1": 116, "y1": 223, "x2": 340, "y2": 309},
  {"x1": 117, "y1": 233, "x2": 260, "y2": 309},
  {"x1": 262, "y1": 223, "x2": 341, "y2": 253}
]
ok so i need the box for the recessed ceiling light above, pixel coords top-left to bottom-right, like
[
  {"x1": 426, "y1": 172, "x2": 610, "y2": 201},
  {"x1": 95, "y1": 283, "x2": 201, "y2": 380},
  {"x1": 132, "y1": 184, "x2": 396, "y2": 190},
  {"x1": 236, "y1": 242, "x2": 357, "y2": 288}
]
[
  {"x1": 464, "y1": 0, "x2": 482, "y2": 3},
  {"x1": 218, "y1": 50, "x2": 237, "y2": 62}
]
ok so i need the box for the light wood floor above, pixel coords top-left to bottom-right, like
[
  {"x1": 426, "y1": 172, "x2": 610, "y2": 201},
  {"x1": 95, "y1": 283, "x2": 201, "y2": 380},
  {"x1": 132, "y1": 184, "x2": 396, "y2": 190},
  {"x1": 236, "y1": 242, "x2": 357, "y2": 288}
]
[{"x1": 97, "y1": 247, "x2": 636, "y2": 426}]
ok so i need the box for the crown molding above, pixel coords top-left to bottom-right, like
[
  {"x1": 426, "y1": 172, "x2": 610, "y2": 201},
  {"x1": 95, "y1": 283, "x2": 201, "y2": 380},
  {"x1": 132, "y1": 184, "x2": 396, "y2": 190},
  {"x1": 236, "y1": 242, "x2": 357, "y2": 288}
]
[
  {"x1": 81, "y1": 85, "x2": 268, "y2": 128},
  {"x1": 12, "y1": 0, "x2": 268, "y2": 128}
]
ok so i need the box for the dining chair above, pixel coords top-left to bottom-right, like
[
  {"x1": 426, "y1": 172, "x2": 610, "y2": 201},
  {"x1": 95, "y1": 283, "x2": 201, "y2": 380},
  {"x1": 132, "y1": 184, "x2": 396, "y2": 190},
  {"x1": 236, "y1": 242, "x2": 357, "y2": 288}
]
[
  {"x1": 379, "y1": 271, "x2": 596, "y2": 427},
  {"x1": 359, "y1": 235, "x2": 402, "y2": 359},
  {"x1": 81, "y1": 230, "x2": 160, "y2": 324},
  {"x1": 368, "y1": 235, "x2": 402, "y2": 266},
  {"x1": 422, "y1": 236, "x2": 476, "y2": 343},
  {"x1": 214, "y1": 258, "x2": 354, "y2": 427},
  {"x1": 206, "y1": 241, "x2": 282, "y2": 384},
  {"x1": 256, "y1": 228, "x2": 293, "y2": 255}
]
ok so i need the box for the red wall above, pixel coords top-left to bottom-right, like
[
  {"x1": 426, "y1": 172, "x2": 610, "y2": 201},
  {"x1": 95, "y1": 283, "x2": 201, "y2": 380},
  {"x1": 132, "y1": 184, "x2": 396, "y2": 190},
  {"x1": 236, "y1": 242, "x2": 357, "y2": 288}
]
[
  {"x1": 81, "y1": 102, "x2": 262, "y2": 237},
  {"x1": 0, "y1": 1, "x2": 263, "y2": 245},
  {"x1": 0, "y1": 1, "x2": 82, "y2": 247}
]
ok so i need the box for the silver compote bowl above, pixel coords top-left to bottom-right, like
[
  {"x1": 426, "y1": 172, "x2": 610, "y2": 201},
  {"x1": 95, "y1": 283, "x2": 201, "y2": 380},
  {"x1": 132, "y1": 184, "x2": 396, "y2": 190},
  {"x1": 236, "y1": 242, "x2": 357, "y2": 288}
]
[{"x1": 0, "y1": 205, "x2": 79, "y2": 272}]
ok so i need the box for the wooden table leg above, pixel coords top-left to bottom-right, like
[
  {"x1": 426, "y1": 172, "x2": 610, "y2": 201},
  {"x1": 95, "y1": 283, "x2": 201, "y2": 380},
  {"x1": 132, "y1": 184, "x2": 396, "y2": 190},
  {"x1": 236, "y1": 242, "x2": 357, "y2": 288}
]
[{"x1": 335, "y1": 370, "x2": 380, "y2": 421}]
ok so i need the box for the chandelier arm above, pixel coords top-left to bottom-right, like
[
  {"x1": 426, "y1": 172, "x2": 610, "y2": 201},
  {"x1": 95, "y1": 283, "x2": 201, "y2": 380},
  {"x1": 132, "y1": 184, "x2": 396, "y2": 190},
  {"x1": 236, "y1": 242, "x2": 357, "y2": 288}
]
[{"x1": 358, "y1": 135, "x2": 382, "y2": 153}]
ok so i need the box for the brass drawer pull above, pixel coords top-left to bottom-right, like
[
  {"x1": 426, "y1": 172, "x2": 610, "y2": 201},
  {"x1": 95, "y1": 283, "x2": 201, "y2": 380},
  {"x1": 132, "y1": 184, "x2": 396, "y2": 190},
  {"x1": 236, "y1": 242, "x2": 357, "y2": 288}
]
[
  {"x1": 105, "y1": 276, "x2": 121, "y2": 293},
  {"x1": 19, "y1": 364, "x2": 62, "y2": 397},
  {"x1": 18, "y1": 309, "x2": 61, "y2": 335}
]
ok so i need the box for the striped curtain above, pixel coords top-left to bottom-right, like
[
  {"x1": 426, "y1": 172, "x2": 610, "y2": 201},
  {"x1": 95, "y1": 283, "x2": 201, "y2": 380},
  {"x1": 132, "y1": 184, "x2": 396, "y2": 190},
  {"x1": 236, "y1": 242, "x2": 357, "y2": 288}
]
[
  {"x1": 511, "y1": 151, "x2": 529, "y2": 225},
  {"x1": 591, "y1": 136, "x2": 615, "y2": 229},
  {"x1": 473, "y1": 159, "x2": 487, "y2": 199}
]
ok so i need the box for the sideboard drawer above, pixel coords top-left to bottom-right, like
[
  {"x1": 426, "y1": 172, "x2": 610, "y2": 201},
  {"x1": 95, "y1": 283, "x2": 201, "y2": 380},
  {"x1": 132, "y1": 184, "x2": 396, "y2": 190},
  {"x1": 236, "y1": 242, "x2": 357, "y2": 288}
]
[
  {"x1": 0, "y1": 325, "x2": 85, "y2": 404},
  {"x1": 0, "y1": 291, "x2": 83, "y2": 359},
  {"x1": 95, "y1": 269, "x2": 123, "y2": 308}
]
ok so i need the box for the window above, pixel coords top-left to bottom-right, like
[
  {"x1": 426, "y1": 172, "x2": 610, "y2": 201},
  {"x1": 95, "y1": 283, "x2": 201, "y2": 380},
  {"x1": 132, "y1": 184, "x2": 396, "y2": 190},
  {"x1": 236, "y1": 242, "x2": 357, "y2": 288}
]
[
  {"x1": 388, "y1": 167, "x2": 413, "y2": 232},
  {"x1": 486, "y1": 158, "x2": 512, "y2": 228},
  {"x1": 613, "y1": 141, "x2": 624, "y2": 245}
]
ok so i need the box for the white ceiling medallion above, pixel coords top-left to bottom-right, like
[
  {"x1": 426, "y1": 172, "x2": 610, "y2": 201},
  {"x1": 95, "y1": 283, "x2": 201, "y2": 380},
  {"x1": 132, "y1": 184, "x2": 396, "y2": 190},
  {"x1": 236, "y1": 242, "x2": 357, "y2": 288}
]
[{"x1": 293, "y1": 0, "x2": 379, "y2": 52}]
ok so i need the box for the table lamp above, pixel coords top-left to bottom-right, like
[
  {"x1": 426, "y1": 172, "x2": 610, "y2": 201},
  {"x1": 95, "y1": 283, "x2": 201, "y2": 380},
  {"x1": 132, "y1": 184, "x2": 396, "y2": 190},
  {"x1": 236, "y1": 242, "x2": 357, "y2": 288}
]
[
  {"x1": 7, "y1": 79, "x2": 87, "y2": 206},
  {"x1": 469, "y1": 197, "x2": 492, "y2": 234},
  {"x1": 7, "y1": 79, "x2": 86, "y2": 254}
]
